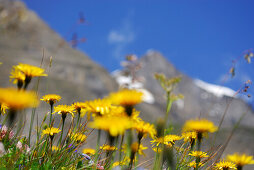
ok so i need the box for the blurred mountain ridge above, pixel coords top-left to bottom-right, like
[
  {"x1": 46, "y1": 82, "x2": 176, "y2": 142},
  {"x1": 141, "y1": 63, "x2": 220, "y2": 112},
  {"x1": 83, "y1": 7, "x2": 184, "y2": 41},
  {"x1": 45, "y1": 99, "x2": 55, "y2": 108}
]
[{"x1": 137, "y1": 50, "x2": 254, "y2": 127}]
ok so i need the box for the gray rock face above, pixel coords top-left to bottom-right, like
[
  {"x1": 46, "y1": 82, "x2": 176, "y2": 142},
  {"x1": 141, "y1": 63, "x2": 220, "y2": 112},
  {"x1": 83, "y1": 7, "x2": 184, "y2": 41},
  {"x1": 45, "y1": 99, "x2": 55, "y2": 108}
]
[
  {"x1": 0, "y1": 0, "x2": 118, "y2": 142},
  {"x1": 0, "y1": 0, "x2": 117, "y2": 101},
  {"x1": 138, "y1": 50, "x2": 254, "y2": 128}
]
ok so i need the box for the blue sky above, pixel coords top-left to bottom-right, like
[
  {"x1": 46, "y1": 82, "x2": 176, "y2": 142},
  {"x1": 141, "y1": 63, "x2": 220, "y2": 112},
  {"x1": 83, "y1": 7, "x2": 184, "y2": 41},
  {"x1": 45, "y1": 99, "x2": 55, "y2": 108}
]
[{"x1": 22, "y1": 0, "x2": 254, "y2": 103}]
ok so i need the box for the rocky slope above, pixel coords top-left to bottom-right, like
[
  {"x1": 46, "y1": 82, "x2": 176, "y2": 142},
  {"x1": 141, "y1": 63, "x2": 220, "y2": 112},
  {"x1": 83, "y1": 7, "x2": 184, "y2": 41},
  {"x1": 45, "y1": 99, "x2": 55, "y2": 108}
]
[
  {"x1": 137, "y1": 50, "x2": 254, "y2": 128},
  {"x1": 0, "y1": 0, "x2": 117, "y2": 101},
  {"x1": 0, "y1": 0, "x2": 118, "y2": 143}
]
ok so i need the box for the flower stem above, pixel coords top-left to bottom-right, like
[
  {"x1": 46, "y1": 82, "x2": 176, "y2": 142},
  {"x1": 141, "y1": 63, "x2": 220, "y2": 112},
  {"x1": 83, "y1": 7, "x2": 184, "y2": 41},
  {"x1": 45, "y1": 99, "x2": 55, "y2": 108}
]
[
  {"x1": 94, "y1": 129, "x2": 101, "y2": 168},
  {"x1": 49, "y1": 103, "x2": 53, "y2": 127},
  {"x1": 58, "y1": 118, "x2": 65, "y2": 146}
]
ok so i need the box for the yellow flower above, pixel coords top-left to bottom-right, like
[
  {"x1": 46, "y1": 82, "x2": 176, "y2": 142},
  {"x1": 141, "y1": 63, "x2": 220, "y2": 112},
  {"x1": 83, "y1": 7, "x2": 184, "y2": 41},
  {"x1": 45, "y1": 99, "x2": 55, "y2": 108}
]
[
  {"x1": 130, "y1": 109, "x2": 142, "y2": 122},
  {"x1": 53, "y1": 105, "x2": 75, "y2": 117},
  {"x1": 133, "y1": 121, "x2": 156, "y2": 139},
  {"x1": 41, "y1": 94, "x2": 61, "y2": 105},
  {"x1": 214, "y1": 160, "x2": 237, "y2": 169},
  {"x1": 183, "y1": 119, "x2": 218, "y2": 134},
  {"x1": 52, "y1": 146, "x2": 60, "y2": 151},
  {"x1": 113, "y1": 157, "x2": 131, "y2": 167},
  {"x1": 100, "y1": 144, "x2": 117, "y2": 151},
  {"x1": 106, "y1": 106, "x2": 125, "y2": 117},
  {"x1": 0, "y1": 88, "x2": 38, "y2": 110},
  {"x1": 109, "y1": 89, "x2": 143, "y2": 106},
  {"x1": 121, "y1": 143, "x2": 147, "y2": 156},
  {"x1": 182, "y1": 131, "x2": 197, "y2": 143},
  {"x1": 188, "y1": 161, "x2": 204, "y2": 168},
  {"x1": 189, "y1": 151, "x2": 209, "y2": 158},
  {"x1": 69, "y1": 132, "x2": 86, "y2": 143},
  {"x1": 9, "y1": 68, "x2": 25, "y2": 85},
  {"x1": 72, "y1": 102, "x2": 87, "y2": 116},
  {"x1": 42, "y1": 127, "x2": 61, "y2": 137},
  {"x1": 164, "y1": 134, "x2": 182, "y2": 144},
  {"x1": 82, "y1": 148, "x2": 95, "y2": 155},
  {"x1": 85, "y1": 98, "x2": 112, "y2": 116},
  {"x1": 226, "y1": 153, "x2": 254, "y2": 167},
  {"x1": 131, "y1": 142, "x2": 147, "y2": 156},
  {"x1": 15, "y1": 63, "x2": 47, "y2": 78},
  {"x1": 108, "y1": 106, "x2": 142, "y2": 122},
  {"x1": 89, "y1": 116, "x2": 132, "y2": 136},
  {"x1": 0, "y1": 103, "x2": 9, "y2": 115},
  {"x1": 151, "y1": 134, "x2": 182, "y2": 147}
]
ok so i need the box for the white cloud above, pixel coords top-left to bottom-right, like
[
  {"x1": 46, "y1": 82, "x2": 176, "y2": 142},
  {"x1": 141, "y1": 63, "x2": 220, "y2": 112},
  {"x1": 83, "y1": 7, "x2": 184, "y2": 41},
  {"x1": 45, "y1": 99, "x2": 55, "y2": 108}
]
[
  {"x1": 108, "y1": 30, "x2": 134, "y2": 44},
  {"x1": 107, "y1": 13, "x2": 135, "y2": 59}
]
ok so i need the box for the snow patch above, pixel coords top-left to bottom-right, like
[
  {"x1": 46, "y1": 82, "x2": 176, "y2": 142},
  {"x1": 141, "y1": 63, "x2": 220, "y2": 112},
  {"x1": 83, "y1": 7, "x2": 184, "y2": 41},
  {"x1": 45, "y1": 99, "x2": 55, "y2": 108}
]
[{"x1": 194, "y1": 79, "x2": 236, "y2": 98}]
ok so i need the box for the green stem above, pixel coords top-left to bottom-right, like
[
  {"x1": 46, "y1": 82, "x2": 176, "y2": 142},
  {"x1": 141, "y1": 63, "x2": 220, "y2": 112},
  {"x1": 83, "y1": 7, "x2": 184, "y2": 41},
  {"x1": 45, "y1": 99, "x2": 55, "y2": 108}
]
[
  {"x1": 197, "y1": 133, "x2": 202, "y2": 151},
  {"x1": 194, "y1": 157, "x2": 201, "y2": 170},
  {"x1": 153, "y1": 146, "x2": 161, "y2": 170},
  {"x1": 58, "y1": 119, "x2": 65, "y2": 146},
  {"x1": 94, "y1": 129, "x2": 101, "y2": 169},
  {"x1": 74, "y1": 111, "x2": 80, "y2": 132},
  {"x1": 127, "y1": 129, "x2": 133, "y2": 158},
  {"x1": 237, "y1": 166, "x2": 242, "y2": 170},
  {"x1": 119, "y1": 134, "x2": 124, "y2": 162},
  {"x1": 165, "y1": 91, "x2": 173, "y2": 128},
  {"x1": 49, "y1": 103, "x2": 53, "y2": 127}
]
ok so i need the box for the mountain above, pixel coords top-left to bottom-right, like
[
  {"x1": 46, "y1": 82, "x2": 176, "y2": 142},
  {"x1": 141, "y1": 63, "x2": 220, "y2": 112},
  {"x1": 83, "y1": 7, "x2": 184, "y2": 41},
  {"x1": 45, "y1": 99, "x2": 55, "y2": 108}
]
[
  {"x1": 0, "y1": 0, "x2": 117, "y2": 143},
  {"x1": 0, "y1": 0, "x2": 117, "y2": 101},
  {"x1": 136, "y1": 50, "x2": 254, "y2": 127}
]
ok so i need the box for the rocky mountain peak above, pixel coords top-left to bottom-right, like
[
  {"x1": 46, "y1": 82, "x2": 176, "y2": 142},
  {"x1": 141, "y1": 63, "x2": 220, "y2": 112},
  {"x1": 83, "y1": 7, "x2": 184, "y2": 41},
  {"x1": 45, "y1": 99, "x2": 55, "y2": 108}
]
[{"x1": 137, "y1": 50, "x2": 254, "y2": 127}]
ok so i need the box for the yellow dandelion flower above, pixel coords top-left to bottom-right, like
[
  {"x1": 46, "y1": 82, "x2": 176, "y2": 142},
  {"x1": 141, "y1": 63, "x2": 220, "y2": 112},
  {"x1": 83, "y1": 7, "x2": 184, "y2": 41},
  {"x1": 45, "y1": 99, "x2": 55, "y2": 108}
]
[
  {"x1": 133, "y1": 120, "x2": 156, "y2": 139},
  {"x1": 189, "y1": 151, "x2": 209, "y2": 158},
  {"x1": 164, "y1": 134, "x2": 182, "y2": 144},
  {"x1": 188, "y1": 161, "x2": 204, "y2": 168},
  {"x1": 122, "y1": 143, "x2": 147, "y2": 156},
  {"x1": 226, "y1": 153, "x2": 254, "y2": 167},
  {"x1": 70, "y1": 132, "x2": 86, "y2": 143},
  {"x1": 182, "y1": 131, "x2": 197, "y2": 143},
  {"x1": 52, "y1": 146, "x2": 60, "y2": 151},
  {"x1": 100, "y1": 144, "x2": 117, "y2": 151},
  {"x1": 109, "y1": 89, "x2": 143, "y2": 107},
  {"x1": 214, "y1": 160, "x2": 237, "y2": 169},
  {"x1": 113, "y1": 157, "x2": 131, "y2": 167},
  {"x1": 108, "y1": 107, "x2": 142, "y2": 122},
  {"x1": 9, "y1": 68, "x2": 25, "y2": 85},
  {"x1": 0, "y1": 103, "x2": 9, "y2": 115},
  {"x1": 0, "y1": 88, "x2": 38, "y2": 110},
  {"x1": 72, "y1": 102, "x2": 87, "y2": 116},
  {"x1": 183, "y1": 119, "x2": 218, "y2": 134},
  {"x1": 42, "y1": 127, "x2": 61, "y2": 137},
  {"x1": 106, "y1": 106, "x2": 125, "y2": 117},
  {"x1": 53, "y1": 105, "x2": 75, "y2": 117},
  {"x1": 131, "y1": 108, "x2": 142, "y2": 122},
  {"x1": 15, "y1": 63, "x2": 47, "y2": 78},
  {"x1": 131, "y1": 142, "x2": 147, "y2": 156},
  {"x1": 89, "y1": 116, "x2": 132, "y2": 137},
  {"x1": 41, "y1": 94, "x2": 61, "y2": 105},
  {"x1": 151, "y1": 134, "x2": 182, "y2": 147},
  {"x1": 109, "y1": 89, "x2": 143, "y2": 116},
  {"x1": 82, "y1": 148, "x2": 95, "y2": 155},
  {"x1": 151, "y1": 137, "x2": 169, "y2": 147},
  {"x1": 85, "y1": 98, "x2": 112, "y2": 116}
]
